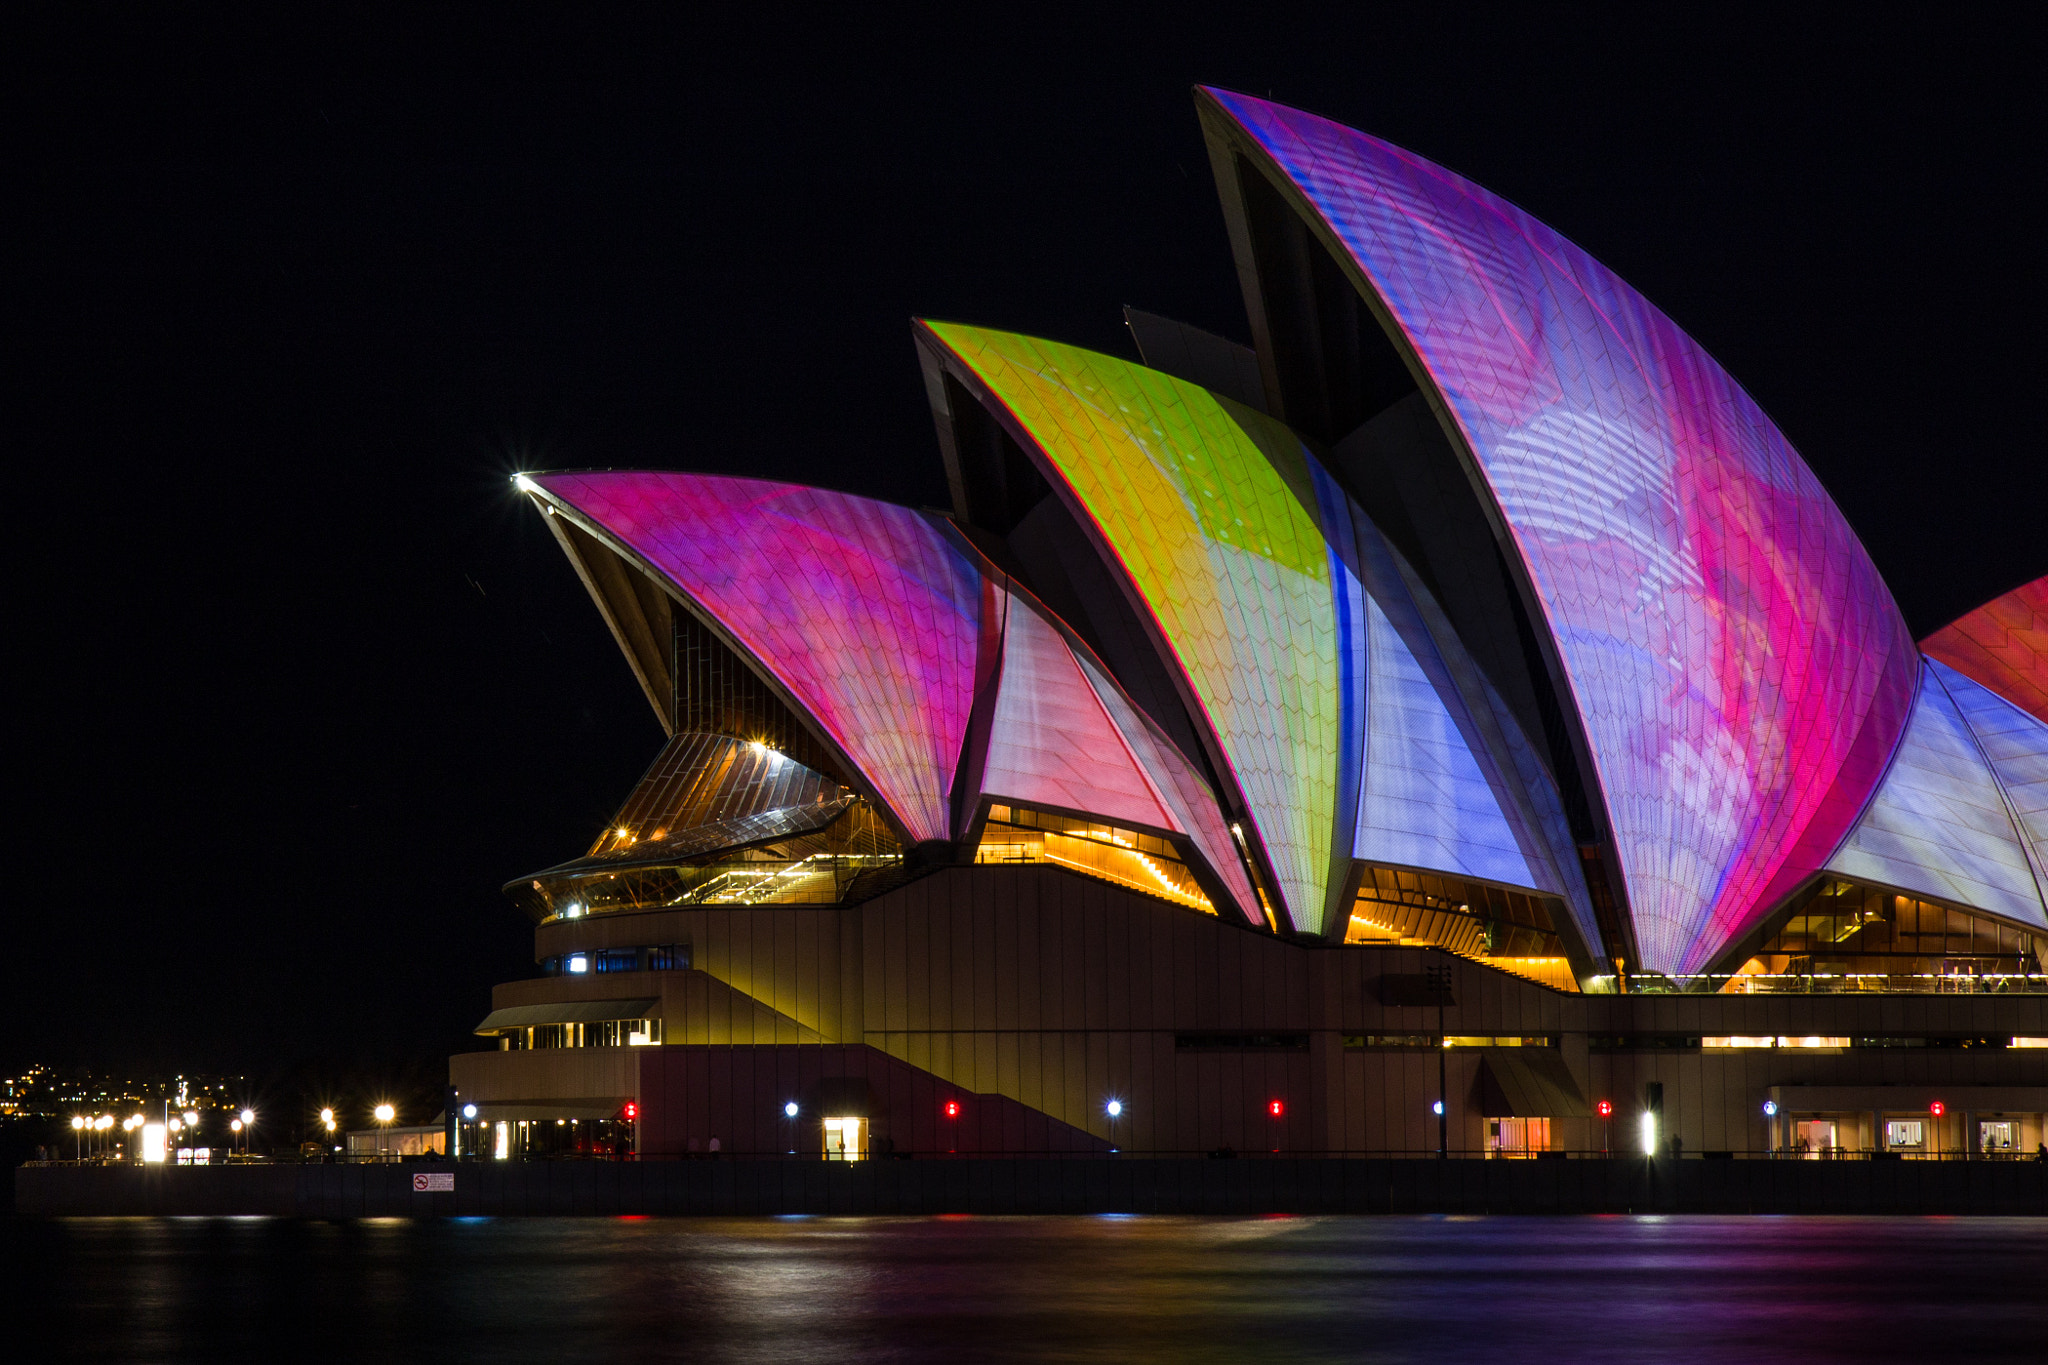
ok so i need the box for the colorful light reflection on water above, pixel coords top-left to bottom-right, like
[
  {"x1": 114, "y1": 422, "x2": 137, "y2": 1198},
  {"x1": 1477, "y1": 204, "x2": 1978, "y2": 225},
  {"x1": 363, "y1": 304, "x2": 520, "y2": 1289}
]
[{"x1": 13, "y1": 1214, "x2": 2045, "y2": 1362}]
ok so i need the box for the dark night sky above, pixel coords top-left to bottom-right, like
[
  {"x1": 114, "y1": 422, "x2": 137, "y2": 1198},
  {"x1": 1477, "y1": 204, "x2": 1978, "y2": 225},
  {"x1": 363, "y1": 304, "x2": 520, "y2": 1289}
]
[{"x1": 11, "y1": 8, "x2": 2045, "y2": 1081}]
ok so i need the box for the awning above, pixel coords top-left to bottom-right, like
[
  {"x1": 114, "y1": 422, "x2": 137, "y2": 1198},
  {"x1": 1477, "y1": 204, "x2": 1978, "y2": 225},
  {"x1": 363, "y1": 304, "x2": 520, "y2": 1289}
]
[
  {"x1": 474, "y1": 998, "x2": 659, "y2": 1034},
  {"x1": 802, "y1": 1077, "x2": 876, "y2": 1117},
  {"x1": 1478, "y1": 1048, "x2": 1591, "y2": 1118}
]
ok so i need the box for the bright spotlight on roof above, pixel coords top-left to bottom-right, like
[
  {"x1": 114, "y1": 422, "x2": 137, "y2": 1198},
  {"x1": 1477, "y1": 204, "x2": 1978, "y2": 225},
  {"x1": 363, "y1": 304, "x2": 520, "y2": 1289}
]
[{"x1": 513, "y1": 473, "x2": 538, "y2": 493}]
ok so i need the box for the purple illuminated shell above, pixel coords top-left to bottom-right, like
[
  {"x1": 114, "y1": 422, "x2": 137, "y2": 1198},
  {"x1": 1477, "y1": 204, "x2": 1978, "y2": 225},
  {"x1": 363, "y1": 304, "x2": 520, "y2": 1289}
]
[{"x1": 1205, "y1": 89, "x2": 1919, "y2": 972}]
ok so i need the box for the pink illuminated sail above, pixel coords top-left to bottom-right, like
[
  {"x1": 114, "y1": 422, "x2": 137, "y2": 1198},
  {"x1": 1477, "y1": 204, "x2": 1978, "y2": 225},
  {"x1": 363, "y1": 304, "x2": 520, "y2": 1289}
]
[
  {"x1": 529, "y1": 472, "x2": 983, "y2": 844},
  {"x1": 1204, "y1": 89, "x2": 1919, "y2": 972}
]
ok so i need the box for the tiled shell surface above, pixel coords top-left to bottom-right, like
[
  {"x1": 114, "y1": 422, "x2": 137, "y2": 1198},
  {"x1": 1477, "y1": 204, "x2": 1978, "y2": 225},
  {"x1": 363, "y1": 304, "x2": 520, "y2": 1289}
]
[
  {"x1": 1826, "y1": 661, "x2": 2046, "y2": 928},
  {"x1": 1208, "y1": 89, "x2": 1919, "y2": 973},
  {"x1": 1933, "y1": 659, "x2": 2048, "y2": 902},
  {"x1": 1921, "y1": 576, "x2": 2048, "y2": 726},
  {"x1": 982, "y1": 593, "x2": 1180, "y2": 837},
  {"x1": 533, "y1": 472, "x2": 983, "y2": 844},
  {"x1": 928, "y1": 322, "x2": 1340, "y2": 932}
]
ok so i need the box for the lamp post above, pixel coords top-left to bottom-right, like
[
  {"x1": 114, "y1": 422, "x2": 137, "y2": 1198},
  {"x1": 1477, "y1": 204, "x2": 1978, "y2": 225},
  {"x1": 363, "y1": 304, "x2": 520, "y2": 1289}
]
[
  {"x1": 238, "y1": 1108, "x2": 255, "y2": 1158},
  {"x1": 71, "y1": 1115, "x2": 84, "y2": 1161},
  {"x1": 374, "y1": 1103, "x2": 396, "y2": 1161},
  {"x1": 1426, "y1": 962, "x2": 1452, "y2": 1158},
  {"x1": 1105, "y1": 1098, "x2": 1123, "y2": 1152},
  {"x1": 230, "y1": 1117, "x2": 242, "y2": 1156}
]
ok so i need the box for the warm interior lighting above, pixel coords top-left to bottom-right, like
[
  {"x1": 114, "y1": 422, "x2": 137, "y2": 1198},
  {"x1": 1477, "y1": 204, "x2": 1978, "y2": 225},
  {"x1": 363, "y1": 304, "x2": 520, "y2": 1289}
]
[{"x1": 1703, "y1": 1036, "x2": 1850, "y2": 1050}]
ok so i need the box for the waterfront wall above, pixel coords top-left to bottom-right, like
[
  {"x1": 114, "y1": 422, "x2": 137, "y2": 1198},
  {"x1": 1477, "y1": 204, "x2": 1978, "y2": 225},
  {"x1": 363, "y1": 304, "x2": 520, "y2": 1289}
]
[{"x1": 16, "y1": 1158, "x2": 2047, "y2": 1218}]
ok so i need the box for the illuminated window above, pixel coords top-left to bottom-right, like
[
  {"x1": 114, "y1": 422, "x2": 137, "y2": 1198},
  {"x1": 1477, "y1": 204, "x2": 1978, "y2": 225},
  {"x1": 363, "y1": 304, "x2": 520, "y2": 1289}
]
[
  {"x1": 1702, "y1": 1036, "x2": 1849, "y2": 1050},
  {"x1": 975, "y1": 805, "x2": 1213, "y2": 913},
  {"x1": 1343, "y1": 866, "x2": 1577, "y2": 991},
  {"x1": 1720, "y1": 880, "x2": 2046, "y2": 996},
  {"x1": 566, "y1": 954, "x2": 588, "y2": 974}
]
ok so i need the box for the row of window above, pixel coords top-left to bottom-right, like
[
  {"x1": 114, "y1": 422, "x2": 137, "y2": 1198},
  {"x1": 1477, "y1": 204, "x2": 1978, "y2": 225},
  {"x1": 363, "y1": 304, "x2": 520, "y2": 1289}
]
[
  {"x1": 499, "y1": 1020, "x2": 665, "y2": 1050},
  {"x1": 1593, "y1": 1034, "x2": 2048, "y2": 1052},
  {"x1": 541, "y1": 944, "x2": 691, "y2": 976}
]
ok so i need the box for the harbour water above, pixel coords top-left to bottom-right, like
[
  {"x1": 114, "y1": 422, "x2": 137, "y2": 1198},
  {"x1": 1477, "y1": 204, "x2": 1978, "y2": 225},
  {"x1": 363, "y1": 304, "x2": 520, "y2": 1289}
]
[{"x1": 13, "y1": 1214, "x2": 2046, "y2": 1362}]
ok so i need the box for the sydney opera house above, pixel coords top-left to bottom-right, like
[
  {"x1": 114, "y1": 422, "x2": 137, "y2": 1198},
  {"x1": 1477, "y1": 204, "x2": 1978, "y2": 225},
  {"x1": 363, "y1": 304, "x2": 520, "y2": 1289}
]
[{"x1": 451, "y1": 88, "x2": 2048, "y2": 1163}]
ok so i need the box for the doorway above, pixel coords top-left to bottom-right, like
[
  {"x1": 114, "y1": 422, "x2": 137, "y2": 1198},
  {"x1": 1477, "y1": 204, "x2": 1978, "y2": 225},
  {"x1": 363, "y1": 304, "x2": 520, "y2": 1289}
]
[
  {"x1": 1795, "y1": 1119, "x2": 1837, "y2": 1157},
  {"x1": 1485, "y1": 1117, "x2": 1551, "y2": 1158},
  {"x1": 823, "y1": 1116, "x2": 866, "y2": 1160}
]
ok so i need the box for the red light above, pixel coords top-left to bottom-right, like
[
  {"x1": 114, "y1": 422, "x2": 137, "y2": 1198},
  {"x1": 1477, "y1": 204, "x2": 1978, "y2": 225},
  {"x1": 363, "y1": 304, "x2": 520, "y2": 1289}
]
[
  {"x1": 1597, "y1": 1100, "x2": 1613, "y2": 1118},
  {"x1": 621, "y1": 1102, "x2": 639, "y2": 1122},
  {"x1": 1268, "y1": 1100, "x2": 1284, "y2": 1118},
  {"x1": 943, "y1": 1099, "x2": 960, "y2": 1119},
  {"x1": 1929, "y1": 1101, "x2": 1945, "y2": 1117}
]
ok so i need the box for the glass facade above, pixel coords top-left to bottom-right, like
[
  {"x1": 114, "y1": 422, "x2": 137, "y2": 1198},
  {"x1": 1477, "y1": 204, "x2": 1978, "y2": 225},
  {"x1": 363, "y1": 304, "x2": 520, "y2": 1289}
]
[
  {"x1": 975, "y1": 804, "x2": 1213, "y2": 913},
  {"x1": 542, "y1": 944, "x2": 689, "y2": 976},
  {"x1": 1342, "y1": 865, "x2": 1577, "y2": 991},
  {"x1": 1720, "y1": 879, "x2": 2047, "y2": 995},
  {"x1": 499, "y1": 1019, "x2": 664, "y2": 1050}
]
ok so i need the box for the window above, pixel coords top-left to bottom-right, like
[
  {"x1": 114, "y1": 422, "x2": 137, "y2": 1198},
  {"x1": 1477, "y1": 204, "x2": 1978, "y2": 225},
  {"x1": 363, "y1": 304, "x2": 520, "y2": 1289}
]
[
  {"x1": 1886, "y1": 1120, "x2": 1924, "y2": 1148},
  {"x1": 1342, "y1": 866, "x2": 1576, "y2": 991},
  {"x1": 1721, "y1": 880, "x2": 2047, "y2": 995},
  {"x1": 976, "y1": 805, "x2": 1213, "y2": 913},
  {"x1": 542, "y1": 944, "x2": 691, "y2": 976}
]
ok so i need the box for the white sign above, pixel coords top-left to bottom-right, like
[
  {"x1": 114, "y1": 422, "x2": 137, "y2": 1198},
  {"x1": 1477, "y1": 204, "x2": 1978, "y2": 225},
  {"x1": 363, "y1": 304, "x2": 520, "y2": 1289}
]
[{"x1": 413, "y1": 1171, "x2": 455, "y2": 1192}]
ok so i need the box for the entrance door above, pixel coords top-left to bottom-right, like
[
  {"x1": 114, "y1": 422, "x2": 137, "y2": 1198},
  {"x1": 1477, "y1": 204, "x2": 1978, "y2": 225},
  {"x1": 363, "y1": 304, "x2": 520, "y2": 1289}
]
[
  {"x1": 823, "y1": 1117, "x2": 866, "y2": 1161},
  {"x1": 1796, "y1": 1120, "x2": 1836, "y2": 1157}
]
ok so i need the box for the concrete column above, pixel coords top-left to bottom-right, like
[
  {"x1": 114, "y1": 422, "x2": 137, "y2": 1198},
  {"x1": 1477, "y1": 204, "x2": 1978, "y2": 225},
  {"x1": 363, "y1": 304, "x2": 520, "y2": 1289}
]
[{"x1": 1872, "y1": 1110, "x2": 1885, "y2": 1155}]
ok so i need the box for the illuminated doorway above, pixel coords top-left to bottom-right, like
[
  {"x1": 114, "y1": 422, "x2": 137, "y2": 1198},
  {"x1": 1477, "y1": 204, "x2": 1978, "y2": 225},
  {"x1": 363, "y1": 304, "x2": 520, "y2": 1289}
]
[
  {"x1": 1485, "y1": 1117, "x2": 1551, "y2": 1158},
  {"x1": 823, "y1": 1116, "x2": 866, "y2": 1160},
  {"x1": 1795, "y1": 1119, "x2": 1837, "y2": 1157}
]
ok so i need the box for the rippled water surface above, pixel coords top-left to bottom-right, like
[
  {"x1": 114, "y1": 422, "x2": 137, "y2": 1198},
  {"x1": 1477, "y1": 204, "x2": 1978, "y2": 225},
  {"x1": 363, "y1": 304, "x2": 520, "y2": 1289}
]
[{"x1": 12, "y1": 1214, "x2": 2047, "y2": 1362}]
